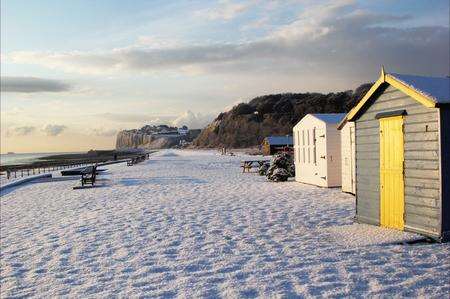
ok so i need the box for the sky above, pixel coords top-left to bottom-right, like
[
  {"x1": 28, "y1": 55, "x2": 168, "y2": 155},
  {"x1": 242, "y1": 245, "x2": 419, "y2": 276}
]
[{"x1": 1, "y1": 0, "x2": 449, "y2": 153}]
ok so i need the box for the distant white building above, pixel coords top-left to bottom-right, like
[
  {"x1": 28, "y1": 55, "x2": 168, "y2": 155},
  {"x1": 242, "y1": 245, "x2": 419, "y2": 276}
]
[{"x1": 293, "y1": 113, "x2": 345, "y2": 187}]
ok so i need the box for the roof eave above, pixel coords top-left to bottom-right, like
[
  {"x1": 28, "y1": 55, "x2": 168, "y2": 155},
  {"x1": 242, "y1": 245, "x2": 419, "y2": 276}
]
[
  {"x1": 337, "y1": 117, "x2": 347, "y2": 130},
  {"x1": 346, "y1": 76, "x2": 385, "y2": 121},
  {"x1": 346, "y1": 70, "x2": 437, "y2": 122}
]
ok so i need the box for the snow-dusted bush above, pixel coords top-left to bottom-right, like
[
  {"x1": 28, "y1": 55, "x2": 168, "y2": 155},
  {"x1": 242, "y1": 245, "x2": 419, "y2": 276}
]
[
  {"x1": 267, "y1": 168, "x2": 290, "y2": 182},
  {"x1": 258, "y1": 162, "x2": 270, "y2": 176},
  {"x1": 266, "y1": 152, "x2": 294, "y2": 182}
]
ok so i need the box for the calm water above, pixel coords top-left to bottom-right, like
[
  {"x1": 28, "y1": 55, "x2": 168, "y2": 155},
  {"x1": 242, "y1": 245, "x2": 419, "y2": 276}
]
[{"x1": 0, "y1": 152, "x2": 79, "y2": 166}]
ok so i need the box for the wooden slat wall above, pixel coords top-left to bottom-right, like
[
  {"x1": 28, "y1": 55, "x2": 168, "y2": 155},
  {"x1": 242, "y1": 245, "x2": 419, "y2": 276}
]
[{"x1": 355, "y1": 85, "x2": 441, "y2": 236}]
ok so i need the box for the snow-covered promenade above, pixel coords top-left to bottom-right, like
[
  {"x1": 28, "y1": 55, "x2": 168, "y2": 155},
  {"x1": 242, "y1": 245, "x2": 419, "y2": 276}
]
[{"x1": 1, "y1": 150, "x2": 449, "y2": 297}]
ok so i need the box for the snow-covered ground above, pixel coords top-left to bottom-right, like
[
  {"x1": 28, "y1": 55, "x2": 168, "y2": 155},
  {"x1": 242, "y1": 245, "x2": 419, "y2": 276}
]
[{"x1": 1, "y1": 150, "x2": 449, "y2": 297}]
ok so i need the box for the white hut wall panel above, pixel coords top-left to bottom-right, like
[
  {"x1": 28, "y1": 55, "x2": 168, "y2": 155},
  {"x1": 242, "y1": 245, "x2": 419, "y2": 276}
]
[
  {"x1": 355, "y1": 85, "x2": 441, "y2": 236},
  {"x1": 293, "y1": 132, "x2": 298, "y2": 164},
  {"x1": 294, "y1": 117, "x2": 328, "y2": 187},
  {"x1": 341, "y1": 122, "x2": 356, "y2": 193}
]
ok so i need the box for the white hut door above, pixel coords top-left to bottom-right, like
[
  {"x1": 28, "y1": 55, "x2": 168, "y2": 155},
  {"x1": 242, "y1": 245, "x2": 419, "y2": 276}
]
[{"x1": 315, "y1": 128, "x2": 327, "y2": 182}]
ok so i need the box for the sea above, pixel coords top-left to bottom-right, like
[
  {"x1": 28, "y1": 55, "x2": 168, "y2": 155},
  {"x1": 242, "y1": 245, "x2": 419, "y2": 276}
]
[{"x1": 0, "y1": 152, "x2": 79, "y2": 166}]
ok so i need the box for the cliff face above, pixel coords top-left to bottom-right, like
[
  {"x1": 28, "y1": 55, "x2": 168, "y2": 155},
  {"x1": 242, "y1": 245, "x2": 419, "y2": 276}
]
[
  {"x1": 193, "y1": 83, "x2": 372, "y2": 148},
  {"x1": 115, "y1": 131, "x2": 180, "y2": 149},
  {"x1": 115, "y1": 125, "x2": 201, "y2": 150}
]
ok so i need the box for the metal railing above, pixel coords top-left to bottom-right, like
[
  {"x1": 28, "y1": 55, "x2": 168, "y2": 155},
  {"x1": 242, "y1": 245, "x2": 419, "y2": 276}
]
[
  {"x1": 3, "y1": 162, "x2": 95, "y2": 180},
  {"x1": 1, "y1": 151, "x2": 154, "y2": 180}
]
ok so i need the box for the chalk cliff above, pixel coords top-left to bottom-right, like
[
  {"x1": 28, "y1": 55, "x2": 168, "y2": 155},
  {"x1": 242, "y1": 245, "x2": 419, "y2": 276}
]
[{"x1": 115, "y1": 125, "x2": 201, "y2": 149}]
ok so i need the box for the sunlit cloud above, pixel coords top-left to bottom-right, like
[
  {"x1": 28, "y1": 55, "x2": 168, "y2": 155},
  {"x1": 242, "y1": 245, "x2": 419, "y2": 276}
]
[
  {"x1": 195, "y1": 0, "x2": 256, "y2": 21},
  {"x1": 6, "y1": 126, "x2": 36, "y2": 137},
  {"x1": 95, "y1": 111, "x2": 214, "y2": 129},
  {"x1": 90, "y1": 128, "x2": 118, "y2": 137},
  {"x1": 171, "y1": 110, "x2": 215, "y2": 129},
  {"x1": 42, "y1": 124, "x2": 67, "y2": 136},
  {"x1": 97, "y1": 113, "x2": 173, "y2": 123}
]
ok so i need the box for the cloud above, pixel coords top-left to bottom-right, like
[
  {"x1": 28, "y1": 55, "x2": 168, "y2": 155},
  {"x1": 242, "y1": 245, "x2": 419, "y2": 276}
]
[
  {"x1": 91, "y1": 128, "x2": 118, "y2": 137},
  {"x1": 8, "y1": 51, "x2": 121, "y2": 75},
  {"x1": 269, "y1": 1, "x2": 411, "y2": 41},
  {"x1": 223, "y1": 99, "x2": 247, "y2": 112},
  {"x1": 8, "y1": 44, "x2": 253, "y2": 74},
  {"x1": 171, "y1": 110, "x2": 214, "y2": 129},
  {"x1": 7, "y1": 126, "x2": 36, "y2": 137},
  {"x1": 96, "y1": 111, "x2": 213, "y2": 129},
  {"x1": 6, "y1": 1, "x2": 449, "y2": 79},
  {"x1": 195, "y1": 0, "x2": 255, "y2": 21},
  {"x1": 42, "y1": 124, "x2": 67, "y2": 136},
  {"x1": 1, "y1": 76, "x2": 71, "y2": 93},
  {"x1": 136, "y1": 36, "x2": 181, "y2": 49},
  {"x1": 98, "y1": 113, "x2": 174, "y2": 124},
  {"x1": 241, "y1": 15, "x2": 271, "y2": 31}
]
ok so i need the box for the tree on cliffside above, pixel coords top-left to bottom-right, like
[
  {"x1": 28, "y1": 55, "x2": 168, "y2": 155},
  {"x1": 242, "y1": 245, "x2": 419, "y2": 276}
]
[{"x1": 193, "y1": 83, "x2": 373, "y2": 148}]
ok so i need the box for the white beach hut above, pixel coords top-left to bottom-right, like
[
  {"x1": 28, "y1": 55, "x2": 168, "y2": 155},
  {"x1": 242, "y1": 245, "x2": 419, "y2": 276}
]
[
  {"x1": 293, "y1": 113, "x2": 345, "y2": 187},
  {"x1": 338, "y1": 121, "x2": 356, "y2": 194}
]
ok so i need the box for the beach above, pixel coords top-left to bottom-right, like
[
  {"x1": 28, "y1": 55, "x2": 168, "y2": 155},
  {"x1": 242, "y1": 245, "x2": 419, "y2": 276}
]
[{"x1": 1, "y1": 150, "x2": 449, "y2": 297}]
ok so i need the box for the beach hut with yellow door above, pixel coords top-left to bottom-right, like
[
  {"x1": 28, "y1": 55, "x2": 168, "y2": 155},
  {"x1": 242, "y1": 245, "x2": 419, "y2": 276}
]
[{"x1": 343, "y1": 68, "x2": 450, "y2": 241}]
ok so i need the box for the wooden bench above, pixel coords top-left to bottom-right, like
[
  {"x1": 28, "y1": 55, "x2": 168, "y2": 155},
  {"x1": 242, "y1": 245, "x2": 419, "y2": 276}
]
[
  {"x1": 240, "y1": 160, "x2": 270, "y2": 173},
  {"x1": 127, "y1": 154, "x2": 149, "y2": 166},
  {"x1": 61, "y1": 167, "x2": 106, "y2": 176},
  {"x1": 81, "y1": 164, "x2": 97, "y2": 186}
]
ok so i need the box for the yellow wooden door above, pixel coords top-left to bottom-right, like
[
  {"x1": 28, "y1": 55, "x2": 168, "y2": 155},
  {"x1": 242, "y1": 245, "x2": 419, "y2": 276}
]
[{"x1": 380, "y1": 116, "x2": 404, "y2": 230}]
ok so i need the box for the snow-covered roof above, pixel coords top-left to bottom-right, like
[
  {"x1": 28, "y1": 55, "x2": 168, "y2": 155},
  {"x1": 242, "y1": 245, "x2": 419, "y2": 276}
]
[
  {"x1": 345, "y1": 69, "x2": 450, "y2": 123},
  {"x1": 390, "y1": 73, "x2": 450, "y2": 104},
  {"x1": 265, "y1": 136, "x2": 293, "y2": 145},
  {"x1": 311, "y1": 113, "x2": 346, "y2": 124}
]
